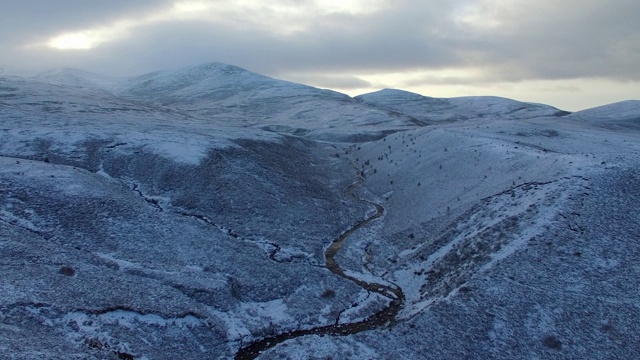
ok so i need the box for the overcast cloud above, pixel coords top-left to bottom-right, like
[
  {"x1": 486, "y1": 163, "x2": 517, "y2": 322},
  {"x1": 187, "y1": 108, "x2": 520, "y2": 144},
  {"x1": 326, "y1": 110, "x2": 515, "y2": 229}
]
[{"x1": 0, "y1": 0, "x2": 638, "y2": 110}]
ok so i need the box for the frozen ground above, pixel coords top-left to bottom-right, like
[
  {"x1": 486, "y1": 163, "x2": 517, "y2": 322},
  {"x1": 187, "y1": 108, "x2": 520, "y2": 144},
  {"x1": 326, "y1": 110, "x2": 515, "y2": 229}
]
[{"x1": 0, "y1": 63, "x2": 639, "y2": 359}]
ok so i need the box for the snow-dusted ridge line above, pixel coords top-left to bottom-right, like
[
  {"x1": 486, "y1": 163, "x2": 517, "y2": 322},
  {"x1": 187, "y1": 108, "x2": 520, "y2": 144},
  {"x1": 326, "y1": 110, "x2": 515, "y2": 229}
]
[{"x1": 355, "y1": 87, "x2": 573, "y2": 123}]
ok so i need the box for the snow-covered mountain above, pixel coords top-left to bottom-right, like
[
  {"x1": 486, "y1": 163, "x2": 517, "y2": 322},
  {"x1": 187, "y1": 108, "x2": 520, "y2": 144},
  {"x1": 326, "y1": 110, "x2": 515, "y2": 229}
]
[
  {"x1": 567, "y1": 100, "x2": 640, "y2": 129},
  {"x1": 356, "y1": 88, "x2": 570, "y2": 123},
  {"x1": 1, "y1": 63, "x2": 639, "y2": 359},
  {"x1": 116, "y1": 63, "x2": 419, "y2": 141}
]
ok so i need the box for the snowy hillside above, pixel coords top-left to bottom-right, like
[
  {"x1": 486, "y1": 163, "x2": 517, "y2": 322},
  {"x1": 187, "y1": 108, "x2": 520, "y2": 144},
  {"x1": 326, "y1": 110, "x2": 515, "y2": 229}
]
[
  {"x1": 117, "y1": 63, "x2": 419, "y2": 141},
  {"x1": 567, "y1": 100, "x2": 640, "y2": 129},
  {"x1": 356, "y1": 88, "x2": 570, "y2": 123},
  {"x1": 1, "y1": 63, "x2": 639, "y2": 360}
]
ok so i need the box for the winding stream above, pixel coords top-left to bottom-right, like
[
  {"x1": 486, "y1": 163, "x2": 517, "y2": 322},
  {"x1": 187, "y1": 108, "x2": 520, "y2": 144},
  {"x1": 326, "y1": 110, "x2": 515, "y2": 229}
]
[{"x1": 235, "y1": 171, "x2": 405, "y2": 359}]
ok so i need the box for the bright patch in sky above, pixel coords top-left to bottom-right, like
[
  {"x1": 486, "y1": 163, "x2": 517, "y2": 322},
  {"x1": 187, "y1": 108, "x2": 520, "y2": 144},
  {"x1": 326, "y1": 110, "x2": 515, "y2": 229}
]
[
  {"x1": 315, "y1": 0, "x2": 383, "y2": 14},
  {"x1": 46, "y1": 26, "x2": 130, "y2": 51},
  {"x1": 454, "y1": 0, "x2": 512, "y2": 29},
  {"x1": 44, "y1": 0, "x2": 384, "y2": 51},
  {"x1": 173, "y1": 1, "x2": 210, "y2": 13},
  {"x1": 48, "y1": 33, "x2": 96, "y2": 50}
]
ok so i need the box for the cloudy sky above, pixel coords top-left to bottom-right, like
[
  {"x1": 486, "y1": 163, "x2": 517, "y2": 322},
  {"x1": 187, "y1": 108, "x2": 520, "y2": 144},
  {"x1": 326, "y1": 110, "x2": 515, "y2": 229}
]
[{"x1": 1, "y1": 0, "x2": 638, "y2": 110}]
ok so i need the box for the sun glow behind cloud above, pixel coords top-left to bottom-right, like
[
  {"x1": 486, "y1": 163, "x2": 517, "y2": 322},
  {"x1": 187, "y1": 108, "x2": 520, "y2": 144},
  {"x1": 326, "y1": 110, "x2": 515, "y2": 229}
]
[
  {"x1": 48, "y1": 33, "x2": 96, "y2": 50},
  {"x1": 44, "y1": 2, "x2": 207, "y2": 51},
  {"x1": 45, "y1": 20, "x2": 139, "y2": 51},
  {"x1": 45, "y1": 20, "x2": 137, "y2": 51},
  {"x1": 43, "y1": 0, "x2": 385, "y2": 51}
]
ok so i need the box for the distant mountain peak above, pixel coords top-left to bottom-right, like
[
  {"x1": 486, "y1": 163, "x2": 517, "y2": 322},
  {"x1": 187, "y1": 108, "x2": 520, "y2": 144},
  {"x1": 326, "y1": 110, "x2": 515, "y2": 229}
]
[
  {"x1": 191, "y1": 62, "x2": 250, "y2": 75},
  {"x1": 167, "y1": 62, "x2": 259, "y2": 80},
  {"x1": 32, "y1": 68, "x2": 120, "y2": 89},
  {"x1": 569, "y1": 99, "x2": 640, "y2": 129},
  {"x1": 355, "y1": 88, "x2": 568, "y2": 122},
  {"x1": 573, "y1": 99, "x2": 640, "y2": 115},
  {"x1": 357, "y1": 88, "x2": 438, "y2": 100},
  {"x1": 36, "y1": 67, "x2": 99, "y2": 77}
]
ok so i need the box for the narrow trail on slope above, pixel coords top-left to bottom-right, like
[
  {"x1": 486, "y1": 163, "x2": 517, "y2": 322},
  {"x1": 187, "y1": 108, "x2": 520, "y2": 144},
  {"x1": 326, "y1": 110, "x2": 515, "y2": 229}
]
[{"x1": 235, "y1": 170, "x2": 405, "y2": 360}]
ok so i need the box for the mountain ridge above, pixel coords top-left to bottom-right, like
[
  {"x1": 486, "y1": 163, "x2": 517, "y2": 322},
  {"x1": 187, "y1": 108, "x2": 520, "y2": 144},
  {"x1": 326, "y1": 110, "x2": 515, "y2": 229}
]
[{"x1": 13, "y1": 62, "x2": 638, "y2": 114}]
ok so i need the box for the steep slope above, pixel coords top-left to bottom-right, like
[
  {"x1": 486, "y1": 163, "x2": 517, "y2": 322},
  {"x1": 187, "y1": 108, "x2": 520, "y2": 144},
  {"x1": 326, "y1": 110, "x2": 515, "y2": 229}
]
[{"x1": 356, "y1": 89, "x2": 570, "y2": 122}]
